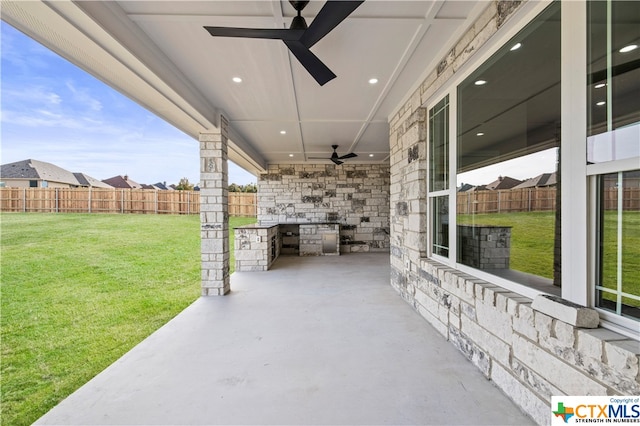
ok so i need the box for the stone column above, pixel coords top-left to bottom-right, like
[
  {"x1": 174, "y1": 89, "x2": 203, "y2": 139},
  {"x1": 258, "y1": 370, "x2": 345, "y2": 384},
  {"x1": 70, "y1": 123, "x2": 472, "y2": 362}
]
[{"x1": 199, "y1": 115, "x2": 230, "y2": 296}]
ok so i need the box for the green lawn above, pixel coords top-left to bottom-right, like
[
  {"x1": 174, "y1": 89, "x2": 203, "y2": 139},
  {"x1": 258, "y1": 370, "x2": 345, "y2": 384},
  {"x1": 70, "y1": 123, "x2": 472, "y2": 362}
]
[
  {"x1": 457, "y1": 211, "x2": 556, "y2": 279},
  {"x1": 457, "y1": 211, "x2": 640, "y2": 307},
  {"x1": 0, "y1": 213, "x2": 255, "y2": 426}
]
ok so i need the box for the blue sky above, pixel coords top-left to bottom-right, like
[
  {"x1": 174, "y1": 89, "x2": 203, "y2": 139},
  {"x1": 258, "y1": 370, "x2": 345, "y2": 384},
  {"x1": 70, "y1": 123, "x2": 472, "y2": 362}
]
[{"x1": 1, "y1": 22, "x2": 256, "y2": 186}]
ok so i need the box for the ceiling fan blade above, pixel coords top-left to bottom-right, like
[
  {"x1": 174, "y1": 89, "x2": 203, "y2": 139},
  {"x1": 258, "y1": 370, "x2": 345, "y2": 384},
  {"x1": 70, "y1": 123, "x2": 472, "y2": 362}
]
[
  {"x1": 338, "y1": 153, "x2": 358, "y2": 160},
  {"x1": 204, "y1": 26, "x2": 304, "y2": 41},
  {"x1": 331, "y1": 158, "x2": 344, "y2": 165},
  {"x1": 300, "y1": 1, "x2": 364, "y2": 48},
  {"x1": 283, "y1": 40, "x2": 336, "y2": 86}
]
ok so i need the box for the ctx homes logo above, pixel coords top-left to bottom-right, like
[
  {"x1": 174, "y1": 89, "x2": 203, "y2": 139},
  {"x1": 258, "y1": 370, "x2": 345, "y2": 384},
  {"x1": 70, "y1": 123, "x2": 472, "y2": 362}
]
[{"x1": 551, "y1": 396, "x2": 640, "y2": 425}]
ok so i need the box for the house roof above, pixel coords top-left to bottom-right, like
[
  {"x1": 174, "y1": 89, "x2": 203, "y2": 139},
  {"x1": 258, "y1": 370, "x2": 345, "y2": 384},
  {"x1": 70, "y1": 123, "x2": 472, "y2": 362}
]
[
  {"x1": 484, "y1": 176, "x2": 523, "y2": 191},
  {"x1": 73, "y1": 173, "x2": 113, "y2": 189},
  {"x1": 153, "y1": 182, "x2": 174, "y2": 190},
  {"x1": 0, "y1": 159, "x2": 108, "y2": 188},
  {"x1": 102, "y1": 175, "x2": 142, "y2": 189},
  {"x1": 512, "y1": 172, "x2": 557, "y2": 189},
  {"x1": 457, "y1": 183, "x2": 475, "y2": 192},
  {"x1": 1, "y1": 159, "x2": 76, "y2": 184}
]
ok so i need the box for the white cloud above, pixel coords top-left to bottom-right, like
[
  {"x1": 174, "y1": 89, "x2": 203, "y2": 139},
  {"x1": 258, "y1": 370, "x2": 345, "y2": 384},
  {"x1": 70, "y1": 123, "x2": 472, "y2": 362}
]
[
  {"x1": 3, "y1": 87, "x2": 62, "y2": 105},
  {"x1": 65, "y1": 80, "x2": 103, "y2": 112}
]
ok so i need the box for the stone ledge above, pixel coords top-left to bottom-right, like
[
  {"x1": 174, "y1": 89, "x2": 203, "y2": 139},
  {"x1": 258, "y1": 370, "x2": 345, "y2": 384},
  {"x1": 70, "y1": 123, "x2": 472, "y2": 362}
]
[{"x1": 531, "y1": 294, "x2": 600, "y2": 328}]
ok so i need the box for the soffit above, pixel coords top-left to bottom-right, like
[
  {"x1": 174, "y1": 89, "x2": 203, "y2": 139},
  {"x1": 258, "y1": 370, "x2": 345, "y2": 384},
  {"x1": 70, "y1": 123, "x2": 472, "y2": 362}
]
[{"x1": 2, "y1": 0, "x2": 486, "y2": 174}]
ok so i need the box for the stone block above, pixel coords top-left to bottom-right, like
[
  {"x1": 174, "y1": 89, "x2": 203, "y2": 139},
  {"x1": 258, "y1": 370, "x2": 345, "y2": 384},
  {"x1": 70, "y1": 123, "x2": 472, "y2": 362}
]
[
  {"x1": 449, "y1": 326, "x2": 491, "y2": 377},
  {"x1": 507, "y1": 296, "x2": 532, "y2": 317},
  {"x1": 531, "y1": 295, "x2": 599, "y2": 328},
  {"x1": 603, "y1": 340, "x2": 640, "y2": 381},
  {"x1": 552, "y1": 320, "x2": 575, "y2": 348},
  {"x1": 513, "y1": 303, "x2": 538, "y2": 342},
  {"x1": 461, "y1": 314, "x2": 511, "y2": 366},
  {"x1": 461, "y1": 301, "x2": 477, "y2": 321},
  {"x1": 512, "y1": 334, "x2": 608, "y2": 395},
  {"x1": 534, "y1": 311, "x2": 552, "y2": 341},
  {"x1": 510, "y1": 358, "x2": 563, "y2": 401},
  {"x1": 491, "y1": 362, "x2": 549, "y2": 426},
  {"x1": 475, "y1": 300, "x2": 513, "y2": 344},
  {"x1": 575, "y1": 328, "x2": 628, "y2": 362}
]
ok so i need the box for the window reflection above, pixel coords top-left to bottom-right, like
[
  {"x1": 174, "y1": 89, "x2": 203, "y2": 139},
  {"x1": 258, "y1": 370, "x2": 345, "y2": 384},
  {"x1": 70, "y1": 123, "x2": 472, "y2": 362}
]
[
  {"x1": 456, "y1": 3, "x2": 561, "y2": 291},
  {"x1": 587, "y1": 0, "x2": 640, "y2": 163}
]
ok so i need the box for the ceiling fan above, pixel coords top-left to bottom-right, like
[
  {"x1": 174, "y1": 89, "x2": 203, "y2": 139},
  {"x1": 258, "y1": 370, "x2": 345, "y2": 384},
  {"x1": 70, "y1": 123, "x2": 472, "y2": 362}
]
[
  {"x1": 203, "y1": 1, "x2": 364, "y2": 86},
  {"x1": 309, "y1": 145, "x2": 358, "y2": 165}
]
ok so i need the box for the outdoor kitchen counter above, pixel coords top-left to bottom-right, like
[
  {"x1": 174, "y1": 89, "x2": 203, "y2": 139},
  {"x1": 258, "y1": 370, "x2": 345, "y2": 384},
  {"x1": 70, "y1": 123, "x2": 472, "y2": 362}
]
[{"x1": 233, "y1": 223, "x2": 341, "y2": 272}]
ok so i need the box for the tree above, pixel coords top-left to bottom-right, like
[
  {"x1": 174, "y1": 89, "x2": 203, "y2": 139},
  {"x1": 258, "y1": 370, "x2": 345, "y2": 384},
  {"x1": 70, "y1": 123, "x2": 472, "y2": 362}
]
[
  {"x1": 242, "y1": 183, "x2": 257, "y2": 193},
  {"x1": 175, "y1": 177, "x2": 194, "y2": 191},
  {"x1": 228, "y1": 183, "x2": 257, "y2": 193}
]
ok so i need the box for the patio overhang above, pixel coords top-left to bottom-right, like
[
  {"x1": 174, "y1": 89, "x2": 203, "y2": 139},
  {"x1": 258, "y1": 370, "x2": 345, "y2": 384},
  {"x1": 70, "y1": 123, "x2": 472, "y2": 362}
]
[{"x1": 0, "y1": 0, "x2": 486, "y2": 171}]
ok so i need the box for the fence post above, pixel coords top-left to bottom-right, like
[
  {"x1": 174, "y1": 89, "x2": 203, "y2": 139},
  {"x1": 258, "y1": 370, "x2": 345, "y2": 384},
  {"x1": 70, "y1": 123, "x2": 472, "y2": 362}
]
[
  {"x1": 23, "y1": 188, "x2": 26, "y2": 212},
  {"x1": 55, "y1": 188, "x2": 59, "y2": 213},
  {"x1": 155, "y1": 190, "x2": 158, "y2": 214},
  {"x1": 88, "y1": 186, "x2": 92, "y2": 213},
  {"x1": 121, "y1": 189, "x2": 125, "y2": 214},
  {"x1": 187, "y1": 191, "x2": 191, "y2": 215}
]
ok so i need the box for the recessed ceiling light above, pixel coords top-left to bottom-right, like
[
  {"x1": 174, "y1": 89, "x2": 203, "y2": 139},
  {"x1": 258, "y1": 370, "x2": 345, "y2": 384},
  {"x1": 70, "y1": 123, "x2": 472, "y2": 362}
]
[
  {"x1": 232, "y1": 77, "x2": 242, "y2": 83},
  {"x1": 280, "y1": 130, "x2": 287, "y2": 135},
  {"x1": 596, "y1": 101, "x2": 606, "y2": 106},
  {"x1": 510, "y1": 42, "x2": 522, "y2": 51},
  {"x1": 477, "y1": 132, "x2": 485, "y2": 136},
  {"x1": 594, "y1": 83, "x2": 607, "y2": 89},
  {"x1": 369, "y1": 78, "x2": 378, "y2": 85},
  {"x1": 369, "y1": 154, "x2": 374, "y2": 157},
  {"x1": 619, "y1": 44, "x2": 638, "y2": 53},
  {"x1": 289, "y1": 154, "x2": 294, "y2": 157},
  {"x1": 474, "y1": 80, "x2": 487, "y2": 86}
]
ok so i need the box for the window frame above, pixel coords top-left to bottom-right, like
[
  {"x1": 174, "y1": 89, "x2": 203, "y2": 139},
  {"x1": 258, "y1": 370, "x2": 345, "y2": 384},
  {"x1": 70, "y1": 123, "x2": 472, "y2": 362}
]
[
  {"x1": 584, "y1": 0, "x2": 640, "y2": 334},
  {"x1": 421, "y1": 0, "x2": 638, "y2": 336},
  {"x1": 588, "y1": 159, "x2": 640, "y2": 334},
  {"x1": 425, "y1": 0, "x2": 558, "y2": 300},
  {"x1": 427, "y1": 94, "x2": 452, "y2": 263}
]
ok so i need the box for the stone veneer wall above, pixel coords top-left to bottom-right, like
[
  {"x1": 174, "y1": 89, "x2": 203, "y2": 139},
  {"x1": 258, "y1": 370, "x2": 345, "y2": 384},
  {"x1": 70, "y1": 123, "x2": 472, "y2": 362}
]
[
  {"x1": 234, "y1": 225, "x2": 279, "y2": 272},
  {"x1": 258, "y1": 163, "x2": 390, "y2": 253},
  {"x1": 389, "y1": 2, "x2": 639, "y2": 425}
]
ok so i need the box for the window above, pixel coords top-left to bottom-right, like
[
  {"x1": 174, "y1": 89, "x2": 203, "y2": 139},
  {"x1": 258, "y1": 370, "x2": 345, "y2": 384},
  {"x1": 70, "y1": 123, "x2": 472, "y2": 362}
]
[
  {"x1": 456, "y1": 2, "x2": 561, "y2": 290},
  {"x1": 29, "y1": 180, "x2": 37, "y2": 188},
  {"x1": 595, "y1": 171, "x2": 640, "y2": 320},
  {"x1": 429, "y1": 96, "x2": 449, "y2": 257},
  {"x1": 588, "y1": 0, "x2": 640, "y2": 322}
]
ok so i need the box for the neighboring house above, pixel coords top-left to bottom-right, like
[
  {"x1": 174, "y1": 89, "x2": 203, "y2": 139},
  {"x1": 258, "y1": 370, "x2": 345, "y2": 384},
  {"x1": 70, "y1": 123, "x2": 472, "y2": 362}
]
[
  {"x1": 73, "y1": 173, "x2": 113, "y2": 189},
  {"x1": 483, "y1": 175, "x2": 523, "y2": 191},
  {"x1": 512, "y1": 172, "x2": 557, "y2": 189},
  {"x1": 0, "y1": 159, "x2": 111, "y2": 188},
  {"x1": 457, "y1": 183, "x2": 475, "y2": 192},
  {"x1": 153, "y1": 182, "x2": 172, "y2": 190},
  {"x1": 101, "y1": 175, "x2": 142, "y2": 189}
]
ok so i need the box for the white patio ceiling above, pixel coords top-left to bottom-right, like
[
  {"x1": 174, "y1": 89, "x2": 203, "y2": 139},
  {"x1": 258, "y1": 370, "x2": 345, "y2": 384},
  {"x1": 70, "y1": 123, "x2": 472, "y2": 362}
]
[{"x1": 1, "y1": 1, "x2": 486, "y2": 175}]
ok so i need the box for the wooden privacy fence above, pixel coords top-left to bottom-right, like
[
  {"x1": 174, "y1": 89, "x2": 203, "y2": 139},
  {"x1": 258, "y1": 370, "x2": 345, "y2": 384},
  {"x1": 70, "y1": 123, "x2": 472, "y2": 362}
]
[
  {"x1": 228, "y1": 193, "x2": 257, "y2": 217},
  {"x1": 0, "y1": 188, "x2": 258, "y2": 216},
  {"x1": 456, "y1": 187, "x2": 640, "y2": 214},
  {"x1": 457, "y1": 187, "x2": 556, "y2": 214}
]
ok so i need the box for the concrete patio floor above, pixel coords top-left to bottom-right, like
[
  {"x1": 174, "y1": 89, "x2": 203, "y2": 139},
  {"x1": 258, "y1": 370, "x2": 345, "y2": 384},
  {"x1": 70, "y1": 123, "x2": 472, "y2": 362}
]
[{"x1": 36, "y1": 253, "x2": 534, "y2": 425}]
